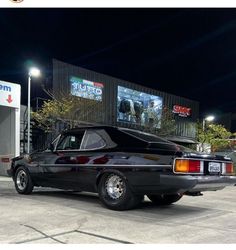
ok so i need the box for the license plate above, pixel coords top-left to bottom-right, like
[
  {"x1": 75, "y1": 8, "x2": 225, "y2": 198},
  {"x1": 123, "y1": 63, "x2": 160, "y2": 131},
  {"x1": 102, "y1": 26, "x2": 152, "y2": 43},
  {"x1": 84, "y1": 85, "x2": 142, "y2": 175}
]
[{"x1": 208, "y1": 162, "x2": 221, "y2": 173}]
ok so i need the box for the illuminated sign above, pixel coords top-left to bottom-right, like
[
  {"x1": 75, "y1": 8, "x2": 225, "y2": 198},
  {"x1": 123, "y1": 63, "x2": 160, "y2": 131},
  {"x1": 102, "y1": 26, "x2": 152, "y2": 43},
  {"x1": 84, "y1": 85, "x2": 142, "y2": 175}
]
[
  {"x1": 173, "y1": 105, "x2": 191, "y2": 117},
  {"x1": 0, "y1": 84, "x2": 11, "y2": 92},
  {"x1": 0, "y1": 80, "x2": 21, "y2": 109},
  {"x1": 117, "y1": 85, "x2": 163, "y2": 128},
  {"x1": 70, "y1": 76, "x2": 104, "y2": 101}
]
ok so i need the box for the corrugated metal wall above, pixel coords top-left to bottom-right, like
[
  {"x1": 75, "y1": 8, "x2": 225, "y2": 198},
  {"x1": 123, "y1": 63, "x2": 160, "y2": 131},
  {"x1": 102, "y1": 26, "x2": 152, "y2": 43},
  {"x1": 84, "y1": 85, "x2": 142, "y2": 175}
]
[{"x1": 53, "y1": 59, "x2": 199, "y2": 139}]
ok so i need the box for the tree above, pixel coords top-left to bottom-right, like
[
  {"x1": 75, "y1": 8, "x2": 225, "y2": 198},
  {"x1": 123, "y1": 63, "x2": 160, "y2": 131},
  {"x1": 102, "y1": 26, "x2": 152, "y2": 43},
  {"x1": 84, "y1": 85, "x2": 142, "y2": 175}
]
[
  {"x1": 196, "y1": 122, "x2": 232, "y2": 152},
  {"x1": 32, "y1": 91, "x2": 103, "y2": 133},
  {"x1": 142, "y1": 106, "x2": 177, "y2": 137},
  {"x1": 33, "y1": 85, "x2": 176, "y2": 139}
]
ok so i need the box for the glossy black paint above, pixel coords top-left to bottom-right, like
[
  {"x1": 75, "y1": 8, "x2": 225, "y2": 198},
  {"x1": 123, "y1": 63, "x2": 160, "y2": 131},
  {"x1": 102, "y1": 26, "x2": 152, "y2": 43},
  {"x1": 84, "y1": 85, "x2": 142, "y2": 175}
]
[{"x1": 9, "y1": 126, "x2": 236, "y2": 196}]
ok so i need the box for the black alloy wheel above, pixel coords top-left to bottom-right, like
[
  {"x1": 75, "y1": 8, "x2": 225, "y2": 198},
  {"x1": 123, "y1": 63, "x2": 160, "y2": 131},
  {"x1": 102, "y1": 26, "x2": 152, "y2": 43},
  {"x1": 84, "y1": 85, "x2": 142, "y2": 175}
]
[
  {"x1": 147, "y1": 193, "x2": 183, "y2": 205},
  {"x1": 14, "y1": 166, "x2": 34, "y2": 194},
  {"x1": 98, "y1": 173, "x2": 143, "y2": 210}
]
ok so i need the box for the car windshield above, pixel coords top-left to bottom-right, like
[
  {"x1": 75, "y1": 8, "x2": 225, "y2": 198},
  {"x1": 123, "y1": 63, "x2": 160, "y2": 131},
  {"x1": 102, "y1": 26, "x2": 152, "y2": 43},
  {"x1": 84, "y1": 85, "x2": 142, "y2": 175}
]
[
  {"x1": 120, "y1": 128, "x2": 173, "y2": 144},
  {"x1": 176, "y1": 144, "x2": 196, "y2": 152},
  {"x1": 215, "y1": 151, "x2": 236, "y2": 160},
  {"x1": 120, "y1": 128, "x2": 195, "y2": 152}
]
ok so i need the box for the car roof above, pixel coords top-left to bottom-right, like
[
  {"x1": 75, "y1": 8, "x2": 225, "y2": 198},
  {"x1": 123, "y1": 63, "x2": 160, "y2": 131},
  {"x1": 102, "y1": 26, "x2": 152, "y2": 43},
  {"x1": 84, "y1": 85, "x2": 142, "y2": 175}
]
[
  {"x1": 61, "y1": 125, "x2": 184, "y2": 151},
  {"x1": 63, "y1": 125, "x2": 173, "y2": 144},
  {"x1": 63, "y1": 125, "x2": 118, "y2": 134}
]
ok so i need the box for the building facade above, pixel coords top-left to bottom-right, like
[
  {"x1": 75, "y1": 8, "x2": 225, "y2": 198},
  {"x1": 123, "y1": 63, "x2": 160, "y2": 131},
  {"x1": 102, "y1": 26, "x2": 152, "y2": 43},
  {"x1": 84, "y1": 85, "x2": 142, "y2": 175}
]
[{"x1": 53, "y1": 59, "x2": 199, "y2": 143}]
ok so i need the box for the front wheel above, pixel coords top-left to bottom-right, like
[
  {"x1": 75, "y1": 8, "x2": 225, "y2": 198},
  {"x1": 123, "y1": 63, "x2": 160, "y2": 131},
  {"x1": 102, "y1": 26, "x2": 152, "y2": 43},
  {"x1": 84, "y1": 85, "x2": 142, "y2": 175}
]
[
  {"x1": 147, "y1": 193, "x2": 183, "y2": 205},
  {"x1": 98, "y1": 173, "x2": 143, "y2": 210},
  {"x1": 14, "y1": 166, "x2": 34, "y2": 194}
]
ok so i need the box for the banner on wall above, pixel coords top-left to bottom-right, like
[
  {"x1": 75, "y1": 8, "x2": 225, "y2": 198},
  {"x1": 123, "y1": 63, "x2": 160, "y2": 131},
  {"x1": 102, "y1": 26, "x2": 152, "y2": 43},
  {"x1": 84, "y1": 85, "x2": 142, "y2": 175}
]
[{"x1": 70, "y1": 76, "x2": 104, "y2": 101}]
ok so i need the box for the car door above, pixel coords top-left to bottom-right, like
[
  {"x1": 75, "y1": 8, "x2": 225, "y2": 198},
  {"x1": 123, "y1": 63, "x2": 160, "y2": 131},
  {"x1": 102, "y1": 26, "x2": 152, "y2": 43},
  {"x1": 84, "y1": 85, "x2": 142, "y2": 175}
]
[
  {"x1": 39, "y1": 130, "x2": 86, "y2": 190},
  {"x1": 54, "y1": 129, "x2": 108, "y2": 192},
  {"x1": 73, "y1": 129, "x2": 108, "y2": 191}
]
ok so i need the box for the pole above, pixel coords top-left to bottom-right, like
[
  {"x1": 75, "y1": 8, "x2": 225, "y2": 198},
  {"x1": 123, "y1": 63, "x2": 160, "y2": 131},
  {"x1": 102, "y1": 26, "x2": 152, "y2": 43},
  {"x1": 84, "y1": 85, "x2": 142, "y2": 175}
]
[
  {"x1": 27, "y1": 74, "x2": 31, "y2": 154},
  {"x1": 201, "y1": 118, "x2": 206, "y2": 152}
]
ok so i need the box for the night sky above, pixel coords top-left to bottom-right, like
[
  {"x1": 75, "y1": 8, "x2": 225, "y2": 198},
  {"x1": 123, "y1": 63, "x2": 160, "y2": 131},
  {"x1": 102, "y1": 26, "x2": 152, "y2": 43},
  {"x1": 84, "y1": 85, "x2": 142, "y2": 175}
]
[{"x1": 0, "y1": 8, "x2": 236, "y2": 118}]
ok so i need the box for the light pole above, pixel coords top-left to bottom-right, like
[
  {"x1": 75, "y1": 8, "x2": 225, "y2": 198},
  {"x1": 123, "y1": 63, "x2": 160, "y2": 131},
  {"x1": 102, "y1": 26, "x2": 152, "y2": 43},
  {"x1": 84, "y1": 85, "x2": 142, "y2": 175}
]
[
  {"x1": 27, "y1": 67, "x2": 40, "y2": 154},
  {"x1": 202, "y1": 115, "x2": 215, "y2": 131}
]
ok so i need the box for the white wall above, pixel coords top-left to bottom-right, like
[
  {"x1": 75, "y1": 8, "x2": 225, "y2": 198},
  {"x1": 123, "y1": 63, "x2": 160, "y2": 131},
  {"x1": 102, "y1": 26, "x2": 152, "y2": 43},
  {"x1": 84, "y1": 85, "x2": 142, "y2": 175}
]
[
  {"x1": 0, "y1": 106, "x2": 16, "y2": 175},
  {"x1": 0, "y1": 106, "x2": 15, "y2": 155}
]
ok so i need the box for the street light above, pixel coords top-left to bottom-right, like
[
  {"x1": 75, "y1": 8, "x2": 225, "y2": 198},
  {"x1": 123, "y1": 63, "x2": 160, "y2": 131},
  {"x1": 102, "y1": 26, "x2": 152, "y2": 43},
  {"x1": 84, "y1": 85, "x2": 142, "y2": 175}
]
[
  {"x1": 203, "y1": 115, "x2": 215, "y2": 131},
  {"x1": 27, "y1": 67, "x2": 41, "y2": 154}
]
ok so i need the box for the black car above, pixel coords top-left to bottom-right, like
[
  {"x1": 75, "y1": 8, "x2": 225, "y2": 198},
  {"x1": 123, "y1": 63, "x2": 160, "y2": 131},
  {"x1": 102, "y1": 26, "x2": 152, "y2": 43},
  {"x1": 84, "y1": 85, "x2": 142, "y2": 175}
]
[{"x1": 8, "y1": 126, "x2": 236, "y2": 210}]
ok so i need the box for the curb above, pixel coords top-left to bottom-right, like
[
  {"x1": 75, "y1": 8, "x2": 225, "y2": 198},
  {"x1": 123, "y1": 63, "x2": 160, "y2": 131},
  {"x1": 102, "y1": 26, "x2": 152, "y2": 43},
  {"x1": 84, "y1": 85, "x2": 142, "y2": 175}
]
[{"x1": 0, "y1": 176, "x2": 12, "y2": 181}]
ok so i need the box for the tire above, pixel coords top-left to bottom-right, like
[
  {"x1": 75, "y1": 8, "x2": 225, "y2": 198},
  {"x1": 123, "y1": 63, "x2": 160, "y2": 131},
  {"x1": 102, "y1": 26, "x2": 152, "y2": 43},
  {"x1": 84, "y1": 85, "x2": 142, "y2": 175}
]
[
  {"x1": 98, "y1": 173, "x2": 143, "y2": 211},
  {"x1": 14, "y1": 166, "x2": 34, "y2": 194},
  {"x1": 147, "y1": 193, "x2": 183, "y2": 205}
]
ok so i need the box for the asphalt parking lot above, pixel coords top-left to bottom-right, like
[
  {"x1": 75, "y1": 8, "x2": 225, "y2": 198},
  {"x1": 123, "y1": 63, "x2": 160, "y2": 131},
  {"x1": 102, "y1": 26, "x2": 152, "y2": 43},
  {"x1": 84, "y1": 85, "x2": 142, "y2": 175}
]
[{"x1": 1, "y1": 176, "x2": 236, "y2": 244}]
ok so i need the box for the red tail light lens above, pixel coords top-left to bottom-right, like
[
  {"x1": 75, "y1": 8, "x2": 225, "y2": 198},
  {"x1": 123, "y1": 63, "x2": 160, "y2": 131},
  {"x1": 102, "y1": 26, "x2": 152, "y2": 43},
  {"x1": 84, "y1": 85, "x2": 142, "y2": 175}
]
[
  {"x1": 189, "y1": 160, "x2": 201, "y2": 173},
  {"x1": 174, "y1": 159, "x2": 201, "y2": 173},
  {"x1": 226, "y1": 163, "x2": 234, "y2": 174},
  {"x1": 1, "y1": 157, "x2": 10, "y2": 163}
]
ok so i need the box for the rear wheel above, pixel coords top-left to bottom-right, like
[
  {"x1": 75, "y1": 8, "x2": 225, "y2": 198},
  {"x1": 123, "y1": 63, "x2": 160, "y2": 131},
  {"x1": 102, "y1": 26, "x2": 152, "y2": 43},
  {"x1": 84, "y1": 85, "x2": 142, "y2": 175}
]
[
  {"x1": 147, "y1": 193, "x2": 183, "y2": 205},
  {"x1": 14, "y1": 166, "x2": 34, "y2": 194},
  {"x1": 98, "y1": 173, "x2": 143, "y2": 210}
]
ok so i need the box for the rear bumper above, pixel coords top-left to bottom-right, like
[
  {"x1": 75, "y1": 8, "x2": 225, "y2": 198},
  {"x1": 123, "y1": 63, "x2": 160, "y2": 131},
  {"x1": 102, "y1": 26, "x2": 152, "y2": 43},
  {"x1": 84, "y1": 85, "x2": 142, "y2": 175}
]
[
  {"x1": 131, "y1": 174, "x2": 236, "y2": 195},
  {"x1": 187, "y1": 175, "x2": 236, "y2": 192}
]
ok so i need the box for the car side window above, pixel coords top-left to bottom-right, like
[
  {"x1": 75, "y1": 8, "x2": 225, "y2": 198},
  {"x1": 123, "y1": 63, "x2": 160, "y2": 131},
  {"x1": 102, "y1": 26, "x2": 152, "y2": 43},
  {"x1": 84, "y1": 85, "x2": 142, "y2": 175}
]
[
  {"x1": 57, "y1": 133, "x2": 84, "y2": 150},
  {"x1": 80, "y1": 130, "x2": 106, "y2": 150}
]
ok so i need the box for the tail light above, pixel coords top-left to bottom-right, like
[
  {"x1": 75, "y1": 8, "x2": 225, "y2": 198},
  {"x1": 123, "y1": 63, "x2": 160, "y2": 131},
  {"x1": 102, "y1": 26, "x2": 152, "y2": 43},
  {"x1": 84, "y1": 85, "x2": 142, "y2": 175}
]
[
  {"x1": 1, "y1": 157, "x2": 10, "y2": 163},
  {"x1": 174, "y1": 159, "x2": 202, "y2": 174},
  {"x1": 222, "y1": 162, "x2": 234, "y2": 175}
]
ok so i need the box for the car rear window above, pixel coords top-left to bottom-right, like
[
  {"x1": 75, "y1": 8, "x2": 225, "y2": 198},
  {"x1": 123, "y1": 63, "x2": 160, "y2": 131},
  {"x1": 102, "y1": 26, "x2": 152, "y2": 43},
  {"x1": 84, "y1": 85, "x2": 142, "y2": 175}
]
[
  {"x1": 81, "y1": 130, "x2": 106, "y2": 150},
  {"x1": 120, "y1": 128, "x2": 171, "y2": 143}
]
